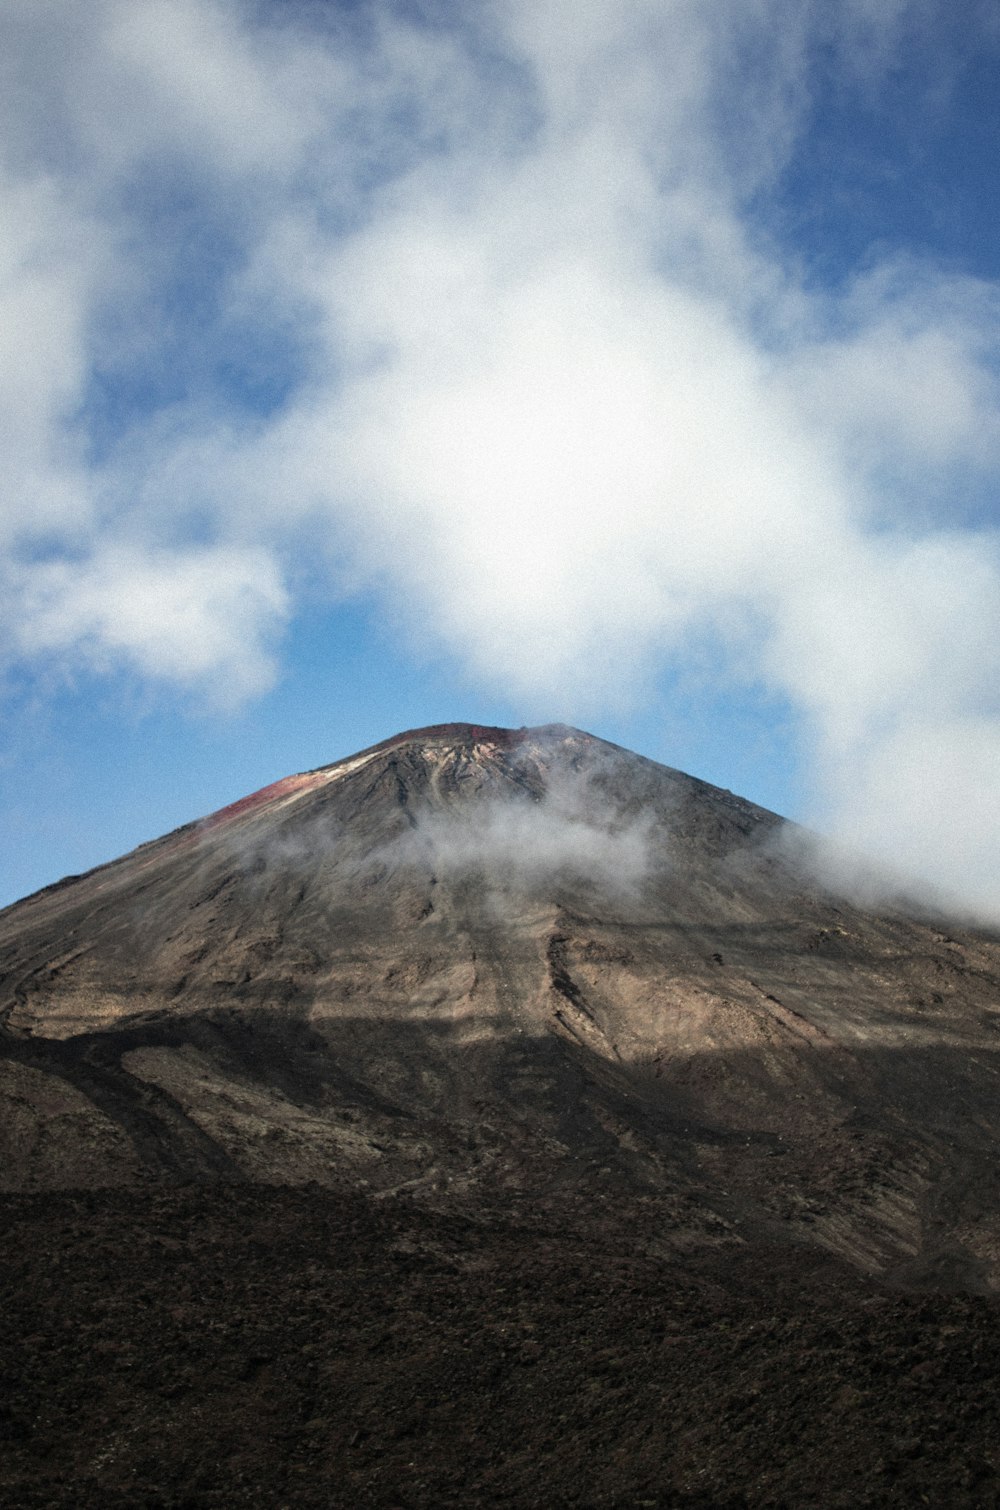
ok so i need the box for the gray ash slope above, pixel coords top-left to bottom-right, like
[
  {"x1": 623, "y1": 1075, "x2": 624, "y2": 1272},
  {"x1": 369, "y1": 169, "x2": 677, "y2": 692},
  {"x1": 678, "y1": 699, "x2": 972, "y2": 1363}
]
[{"x1": 3, "y1": 721, "x2": 1000, "y2": 1288}]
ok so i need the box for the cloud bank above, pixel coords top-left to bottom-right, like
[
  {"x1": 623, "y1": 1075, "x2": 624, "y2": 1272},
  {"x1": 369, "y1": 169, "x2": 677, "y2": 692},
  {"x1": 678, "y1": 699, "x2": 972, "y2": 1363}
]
[{"x1": 2, "y1": 0, "x2": 1000, "y2": 917}]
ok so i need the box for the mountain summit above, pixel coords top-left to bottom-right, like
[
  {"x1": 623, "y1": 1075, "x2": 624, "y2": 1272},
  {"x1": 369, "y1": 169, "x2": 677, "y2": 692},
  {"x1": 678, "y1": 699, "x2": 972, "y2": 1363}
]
[{"x1": 2, "y1": 722, "x2": 1000, "y2": 1286}]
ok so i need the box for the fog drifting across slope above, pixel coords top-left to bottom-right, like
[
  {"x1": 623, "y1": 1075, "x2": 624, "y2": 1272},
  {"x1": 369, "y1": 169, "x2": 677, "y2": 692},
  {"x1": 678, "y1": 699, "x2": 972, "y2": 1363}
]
[
  {"x1": 394, "y1": 758, "x2": 660, "y2": 909},
  {"x1": 2, "y1": 3, "x2": 1000, "y2": 916},
  {"x1": 221, "y1": 734, "x2": 665, "y2": 912}
]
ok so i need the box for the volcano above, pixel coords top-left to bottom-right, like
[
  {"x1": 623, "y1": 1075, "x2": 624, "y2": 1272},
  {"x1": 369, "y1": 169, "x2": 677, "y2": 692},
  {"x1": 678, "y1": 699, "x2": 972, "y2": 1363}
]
[
  {"x1": 3, "y1": 720, "x2": 1000, "y2": 1281},
  {"x1": 4, "y1": 723, "x2": 1000, "y2": 1506}
]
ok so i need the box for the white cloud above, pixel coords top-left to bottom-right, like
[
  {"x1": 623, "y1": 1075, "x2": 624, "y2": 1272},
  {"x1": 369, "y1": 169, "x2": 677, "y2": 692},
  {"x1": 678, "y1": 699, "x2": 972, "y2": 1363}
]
[
  {"x1": 99, "y1": 0, "x2": 310, "y2": 175},
  {"x1": 0, "y1": 167, "x2": 108, "y2": 545},
  {"x1": 779, "y1": 268, "x2": 1000, "y2": 492},
  {"x1": 392, "y1": 761, "x2": 657, "y2": 907},
  {"x1": 1, "y1": 0, "x2": 1000, "y2": 916},
  {"x1": 7, "y1": 544, "x2": 288, "y2": 705},
  {"x1": 834, "y1": 714, "x2": 1000, "y2": 917}
]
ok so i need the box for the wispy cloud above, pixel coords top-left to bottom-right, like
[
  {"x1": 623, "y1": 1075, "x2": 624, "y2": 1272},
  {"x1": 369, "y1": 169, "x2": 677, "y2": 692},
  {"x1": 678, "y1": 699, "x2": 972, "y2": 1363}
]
[
  {"x1": 2, "y1": 1, "x2": 1000, "y2": 916},
  {"x1": 393, "y1": 745, "x2": 660, "y2": 908},
  {"x1": 9, "y1": 543, "x2": 287, "y2": 705}
]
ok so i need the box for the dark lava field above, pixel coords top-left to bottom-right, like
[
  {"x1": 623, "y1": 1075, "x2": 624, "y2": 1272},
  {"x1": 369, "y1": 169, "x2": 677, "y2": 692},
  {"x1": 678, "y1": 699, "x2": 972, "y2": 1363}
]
[
  {"x1": 2, "y1": 724, "x2": 1000, "y2": 1506},
  {"x1": 4, "y1": 1185, "x2": 1000, "y2": 1508}
]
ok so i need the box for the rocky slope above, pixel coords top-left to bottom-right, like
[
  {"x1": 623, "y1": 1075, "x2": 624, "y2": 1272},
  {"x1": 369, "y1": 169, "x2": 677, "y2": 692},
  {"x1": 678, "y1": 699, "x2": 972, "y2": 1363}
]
[
  {"x1": 6, "y1": 722, "x2": 1000, "y2": 1507},
  {"x1": 3, "y1": 721, "x2": 1000, "y2": 1288}
]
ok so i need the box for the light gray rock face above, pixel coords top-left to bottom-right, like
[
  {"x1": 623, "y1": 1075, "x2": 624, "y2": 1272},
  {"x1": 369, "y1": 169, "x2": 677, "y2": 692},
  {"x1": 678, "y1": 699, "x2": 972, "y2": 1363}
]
[{"x1": 2, "y1": 722, "x2": 1000, "y2": 1286}]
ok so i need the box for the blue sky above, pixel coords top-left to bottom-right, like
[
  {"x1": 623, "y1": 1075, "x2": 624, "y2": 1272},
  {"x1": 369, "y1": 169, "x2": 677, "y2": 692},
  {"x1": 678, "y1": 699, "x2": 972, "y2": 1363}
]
[{"x1": 2, "y1": 1, "x2": 1000, "y2": 917}]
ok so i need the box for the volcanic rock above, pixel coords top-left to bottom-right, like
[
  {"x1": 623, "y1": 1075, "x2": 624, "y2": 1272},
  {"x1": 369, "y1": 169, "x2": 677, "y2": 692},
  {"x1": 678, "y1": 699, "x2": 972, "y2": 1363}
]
[
  {"x1": 6, "y1": 722, "x2": 1000, "y2": 1508},
  {"x1": 2, "y1": 721, "x2": 1000, "y2": 1287}
]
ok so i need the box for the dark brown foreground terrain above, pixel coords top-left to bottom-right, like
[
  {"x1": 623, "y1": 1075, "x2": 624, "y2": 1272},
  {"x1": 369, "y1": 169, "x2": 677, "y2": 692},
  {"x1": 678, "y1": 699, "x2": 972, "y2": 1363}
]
[
  {"x1": 3, "y1": 725, "x2": 1000, "y2": 1504},
  {"x1": 2, "y1": 1181, "x2": 1000, "y2": 1509}
]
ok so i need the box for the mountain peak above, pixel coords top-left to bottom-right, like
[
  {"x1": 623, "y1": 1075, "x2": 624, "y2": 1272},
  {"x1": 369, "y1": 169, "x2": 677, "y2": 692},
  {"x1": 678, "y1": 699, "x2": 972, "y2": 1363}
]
[
  {"x1": 203, "y1": 723, "x2": 612, "y2": 835},
  {"x1": 2, "y1": 718, "x2": 1000, "y2": 1297},
  {"x1": 313, "y1": 720, "x2": 591, "y2": 767},
  {"x1": 349, "y1": 721, "x2": 554, "y2": 753}
]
